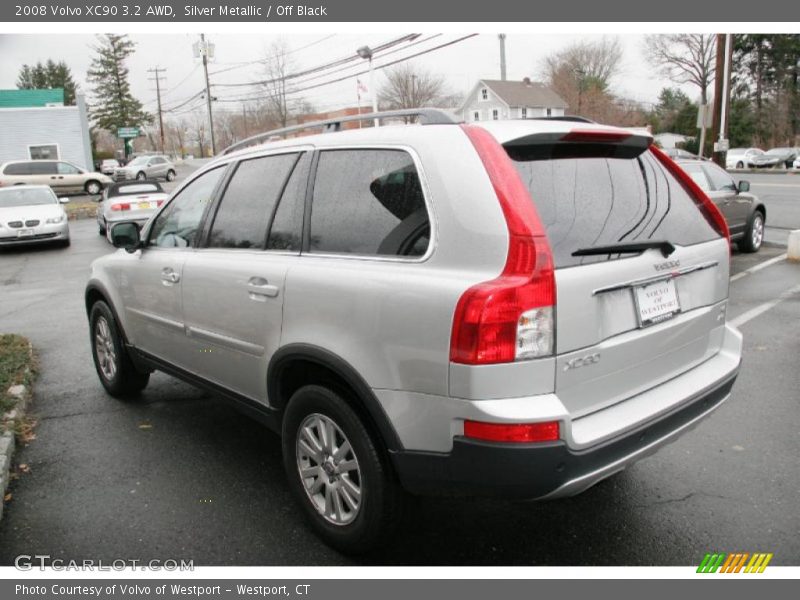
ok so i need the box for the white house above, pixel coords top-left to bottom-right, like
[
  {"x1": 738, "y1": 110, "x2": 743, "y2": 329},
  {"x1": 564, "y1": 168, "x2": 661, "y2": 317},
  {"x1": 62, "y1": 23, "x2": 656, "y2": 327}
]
[{"x1": 461, "y1": 78, "x2": 568, "y2": 122}]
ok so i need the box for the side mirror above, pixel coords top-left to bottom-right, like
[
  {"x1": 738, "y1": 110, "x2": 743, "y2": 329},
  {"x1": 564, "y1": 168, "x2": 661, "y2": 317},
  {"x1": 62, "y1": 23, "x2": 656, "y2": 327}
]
[
  {"x1": 738, "y1": 180, "x2": 750, "y2": 193},
  {"x1": 58, "y1": 197, "x2": 70, "y2": 204},
  {"x1": 110, "y1": 222, "x2": 141, "y2": 253}
]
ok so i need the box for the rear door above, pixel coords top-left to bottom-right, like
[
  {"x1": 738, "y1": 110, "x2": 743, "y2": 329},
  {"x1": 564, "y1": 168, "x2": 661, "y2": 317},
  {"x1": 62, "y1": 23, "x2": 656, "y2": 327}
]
[
  {"x1": 29, "y1": 161, "x2": 59, "y2": 190},
  {"x1": 179, "y1": 151, "x2": 309, "y2": 402},
  {"x1": 507, "y1": 133, "x2": 729, "y2": 419}
]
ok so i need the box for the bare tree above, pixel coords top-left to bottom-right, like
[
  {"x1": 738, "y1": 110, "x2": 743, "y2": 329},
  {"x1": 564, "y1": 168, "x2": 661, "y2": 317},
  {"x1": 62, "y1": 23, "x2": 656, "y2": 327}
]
[
  {"x1": 542, "y1": 37, "x2": 623, "y2": 93},
  {"x1": 644, "y1": 34, "x2": 716, "y2": 105},
  {"x1": 377, "y1": 63, "x2": 449, "y2": 111},
  {"x1": 260, "y1": 39, "x2": 302, "y2": 128},
  {"x1": 644, "y1": 34, "x2": 716, "y2": 154}
]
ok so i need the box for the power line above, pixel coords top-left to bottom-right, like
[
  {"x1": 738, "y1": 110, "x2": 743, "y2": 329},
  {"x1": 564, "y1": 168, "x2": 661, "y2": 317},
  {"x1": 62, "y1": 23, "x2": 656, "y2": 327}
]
[
  {"x1": 208, "y1": 34, "x2": 338, "y2": 76},
  {"x1": 214, "y1": 34, "x2": 478, "y2": 104}
]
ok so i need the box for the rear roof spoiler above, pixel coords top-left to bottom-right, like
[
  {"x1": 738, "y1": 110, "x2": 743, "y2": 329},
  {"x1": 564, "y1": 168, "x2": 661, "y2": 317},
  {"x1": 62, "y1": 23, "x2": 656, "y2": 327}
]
[{"x1": 502, "y1": 128, "x2": 653, "y2": 161}]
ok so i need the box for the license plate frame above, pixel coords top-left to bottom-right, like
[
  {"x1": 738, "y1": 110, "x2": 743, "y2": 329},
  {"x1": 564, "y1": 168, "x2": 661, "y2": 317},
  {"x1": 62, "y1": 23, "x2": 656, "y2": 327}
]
[
  {"x1": 633, "y1": 278, "x2": 681, "y2": 327},
  {"x1": 17, "y1": 229, "x2": 34, "y2": 238}
]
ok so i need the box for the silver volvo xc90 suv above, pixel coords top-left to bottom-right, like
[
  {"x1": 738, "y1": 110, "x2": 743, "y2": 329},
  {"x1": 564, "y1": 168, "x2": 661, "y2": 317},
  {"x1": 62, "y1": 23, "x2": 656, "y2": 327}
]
[{"x1": 85, "y1": 110, "x2": 742, "y2": 553}]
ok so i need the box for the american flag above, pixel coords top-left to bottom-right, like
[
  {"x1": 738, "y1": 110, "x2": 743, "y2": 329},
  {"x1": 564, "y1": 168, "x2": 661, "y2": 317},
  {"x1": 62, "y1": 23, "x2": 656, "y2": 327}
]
[{"x1": 356, "y1": 79, "x2": 368, "y2": 101}]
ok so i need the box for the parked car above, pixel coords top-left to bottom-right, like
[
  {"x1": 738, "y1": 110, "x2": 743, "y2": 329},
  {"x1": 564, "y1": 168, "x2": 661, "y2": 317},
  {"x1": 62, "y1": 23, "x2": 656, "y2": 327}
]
[
  {"x1": 96, "y1": 180, "x2": 168, "y2": 239},
  {"x1": 101, "y1": 159, "x2": 121, "y2": 175},
  {"x1": 0, "y1": 185, "x2": 70, "y2": 247},
  {"x1": 0, "y1": 160, "x2": 112, "y2": 195},
  {"x1": 750, "y1": 147, "x2": 797, "y2": 169},
  {"x1": 114, "y1": 155, "x2": 176, "y2": 182},
  {"x1": 676, "y1": 158, "x2": 766, "y2": 252},
  {"x1": 794, "y1": 155, "x2": 800, "y2": 169},
  {"x1": 86, "y1": 111, "x2": 742, "y2": 553},
  {"x1": 725, "y1": 147, "x2": 764, "y2": 169}
]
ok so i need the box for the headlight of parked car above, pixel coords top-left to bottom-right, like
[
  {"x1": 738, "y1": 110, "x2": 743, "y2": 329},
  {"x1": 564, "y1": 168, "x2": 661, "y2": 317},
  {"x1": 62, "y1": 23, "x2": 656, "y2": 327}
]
[{"x1": 46, "y1": 215, "x2": 65, "y2": 224}]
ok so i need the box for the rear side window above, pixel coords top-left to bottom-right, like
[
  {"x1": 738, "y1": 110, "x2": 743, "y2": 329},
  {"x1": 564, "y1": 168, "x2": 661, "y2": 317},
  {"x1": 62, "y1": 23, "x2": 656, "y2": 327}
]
[
  {"x1": 309, "y1": 149, "x2": 430, "y2": 257},
  {"x1": 207, "y1": 153, "x2": 299, "y2": 250},
  {"x1": 3, "y1": 163, "x2": 31, "y2": 175},
  {"x1": 30, "y1": 162, "x2": 56, "y2": 175},
  {"x1": 702, "y1": 163, "x2": 737, "y2": 192},
  {"x1": 512, "y1": 151, "x2": 719, "y2": 268}
]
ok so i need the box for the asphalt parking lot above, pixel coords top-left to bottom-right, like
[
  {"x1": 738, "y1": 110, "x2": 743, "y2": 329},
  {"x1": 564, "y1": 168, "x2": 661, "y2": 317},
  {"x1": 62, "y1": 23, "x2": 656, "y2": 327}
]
[{"x1": 0, "y1": 171, "x2": 798, "y2": 567}]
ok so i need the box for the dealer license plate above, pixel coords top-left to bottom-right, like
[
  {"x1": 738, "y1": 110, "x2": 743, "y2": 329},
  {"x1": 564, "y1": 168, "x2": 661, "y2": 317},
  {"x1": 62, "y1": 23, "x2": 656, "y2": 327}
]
[{"x1": 634, "y1": 279, "x2": 680, "y2": 327}]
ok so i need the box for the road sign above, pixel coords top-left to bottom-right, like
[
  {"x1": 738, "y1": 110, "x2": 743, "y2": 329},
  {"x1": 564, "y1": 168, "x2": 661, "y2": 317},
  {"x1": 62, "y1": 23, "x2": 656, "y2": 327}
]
[
  {"x1": 696, "y1": 104, "x2": 712, "y2": 129},
  {"x1": 714, "y1": 139, "x2": 730, "y2": 153},
  {"x1": 117, "y1": 127, "x2": 140, "y2": 139}
]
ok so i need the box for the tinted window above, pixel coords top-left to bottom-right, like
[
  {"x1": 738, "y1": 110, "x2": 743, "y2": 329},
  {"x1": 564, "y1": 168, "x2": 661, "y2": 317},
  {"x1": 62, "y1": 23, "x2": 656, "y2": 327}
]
[
  {"x1": 149, "y1": 167, "x2": 225, "y2": 248},
  {"x1": 3, "y1": 163, "x2": 31, "y2": 175},
  {"x1": 207, "y1": 153, "x2": 299, "y2": 250},
  {"x1": 267, "y1": 152, "x2": 309, "y2": 251},
  {"x1": 702, "y1": 163, "x2": 736, "y2": 192},
  {"x1": 30, "y1": 162, "x2": 56, "y2": 175},
  {"x1": 512, "y1": 152, "x2": 719, "y2": 267},
  {"x1": 309, "y1": 150, "x2": 430, "y2": 257}
]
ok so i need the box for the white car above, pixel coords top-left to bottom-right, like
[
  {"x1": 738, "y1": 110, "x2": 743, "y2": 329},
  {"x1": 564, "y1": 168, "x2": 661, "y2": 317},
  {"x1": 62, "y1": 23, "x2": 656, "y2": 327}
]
[
  {"x1": 0, "y1": 185, "x2": 70, "y2": 247},
  {"x1": 726, "y1": 147, "x2": 764, "y2": 169},
  {"x1": 101, "y1": 159, "x2": 121, "y2": 175}
]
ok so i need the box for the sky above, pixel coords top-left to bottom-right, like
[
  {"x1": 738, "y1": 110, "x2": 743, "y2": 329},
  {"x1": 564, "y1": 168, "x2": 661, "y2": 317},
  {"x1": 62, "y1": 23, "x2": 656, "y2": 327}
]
[{"x1": 0, "y1": 33, "x2": 699, "y2": 122}]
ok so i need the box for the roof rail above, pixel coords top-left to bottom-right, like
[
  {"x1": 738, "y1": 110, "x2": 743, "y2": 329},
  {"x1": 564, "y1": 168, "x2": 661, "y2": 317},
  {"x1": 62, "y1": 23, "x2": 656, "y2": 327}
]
[
  {"x1": 221, "y1": 108, "x2": 458, "y2": 155},
  {"x1": 531, "y1": 116, "x2": 596, "y2": 123}
]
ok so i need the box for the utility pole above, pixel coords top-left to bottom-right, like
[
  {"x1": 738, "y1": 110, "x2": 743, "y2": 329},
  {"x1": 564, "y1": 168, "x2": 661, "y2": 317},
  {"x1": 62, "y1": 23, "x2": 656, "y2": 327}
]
[
  {"x1": 498, "y1": 34, "x2": 507, "y2": 81},
  {"x1": 242, "y1": 103, "x2": 248, "y2": 138},
  {"x1": 711, "y1": 34, "x2": 733, "y2": 168},
  {"x1": 197, "y1": 33, "x2": 216, "y2": 156},
  {"x1": 147, "y1": 67, "x2": 167, "y2": 153}
]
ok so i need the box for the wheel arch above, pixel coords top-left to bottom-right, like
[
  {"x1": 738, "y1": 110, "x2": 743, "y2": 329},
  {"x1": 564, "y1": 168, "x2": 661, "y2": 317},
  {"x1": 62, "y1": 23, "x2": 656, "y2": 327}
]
[{"x1": 268, "y1": 344, "x2": 403, "y2": 453}]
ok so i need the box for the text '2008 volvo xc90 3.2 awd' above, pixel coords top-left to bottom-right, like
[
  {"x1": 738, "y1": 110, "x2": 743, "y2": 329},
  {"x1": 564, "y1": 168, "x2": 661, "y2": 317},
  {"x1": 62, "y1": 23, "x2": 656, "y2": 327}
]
[{"x1": 85, "y1": 110, "x2": 743, "y2": 553}]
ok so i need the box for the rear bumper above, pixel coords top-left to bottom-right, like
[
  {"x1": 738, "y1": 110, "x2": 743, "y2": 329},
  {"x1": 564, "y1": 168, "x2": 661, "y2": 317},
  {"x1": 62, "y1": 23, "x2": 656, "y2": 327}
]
[{"x1": 391, "y1": 324, "x2": 742, "y2": 499}]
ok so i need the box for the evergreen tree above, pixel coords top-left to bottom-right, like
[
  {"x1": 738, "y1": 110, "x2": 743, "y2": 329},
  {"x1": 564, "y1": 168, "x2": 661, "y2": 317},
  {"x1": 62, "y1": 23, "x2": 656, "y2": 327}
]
[
  {"x1": 87, "y1": 34, "x2": 151, "y2": 137},
  {"x1": 16, "y1": 59, "x2": 79, "y2": 105}
]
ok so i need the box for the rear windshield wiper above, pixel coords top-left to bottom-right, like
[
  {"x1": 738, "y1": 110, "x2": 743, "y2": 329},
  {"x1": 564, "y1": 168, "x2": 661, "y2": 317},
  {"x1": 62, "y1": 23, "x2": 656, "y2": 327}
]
[{"x1": 571, "y1": 240, "x2": 676, "y2": 258}]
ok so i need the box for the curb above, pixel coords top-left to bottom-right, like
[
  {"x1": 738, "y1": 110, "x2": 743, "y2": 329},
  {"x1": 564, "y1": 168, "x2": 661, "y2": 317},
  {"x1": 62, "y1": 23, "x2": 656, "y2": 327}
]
[{"x1": 0, "y1": 342, "x2": 34, "y2": 522}]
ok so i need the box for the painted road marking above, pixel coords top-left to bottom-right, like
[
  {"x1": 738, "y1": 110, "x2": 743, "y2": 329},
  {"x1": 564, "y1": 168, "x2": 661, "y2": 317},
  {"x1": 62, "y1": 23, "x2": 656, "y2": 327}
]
[
  {"x1": 730, "y1": 253, "x2": 787, "y2": 282},
  {"x1": 730, "y1": 283, "x2": 800, "y2": 328}
]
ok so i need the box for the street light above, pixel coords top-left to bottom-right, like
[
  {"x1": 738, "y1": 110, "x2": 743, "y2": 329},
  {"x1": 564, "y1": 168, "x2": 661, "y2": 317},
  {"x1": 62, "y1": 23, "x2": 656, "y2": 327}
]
[{"x1": 357, "y1": 45, "x2": 379, "y2": 127}]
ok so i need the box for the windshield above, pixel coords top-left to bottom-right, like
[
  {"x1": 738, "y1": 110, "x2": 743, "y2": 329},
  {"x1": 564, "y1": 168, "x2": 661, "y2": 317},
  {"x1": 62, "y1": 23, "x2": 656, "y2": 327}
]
[
  {"x1": 128, "y1": 157, "x2": 149, "y2": 166},
  {"x1": 0, "y1": 188, "x2": 57, "y2": 208}
]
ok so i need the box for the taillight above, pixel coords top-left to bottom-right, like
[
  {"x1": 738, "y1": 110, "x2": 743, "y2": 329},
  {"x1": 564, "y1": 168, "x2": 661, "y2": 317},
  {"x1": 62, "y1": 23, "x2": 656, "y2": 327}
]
[
  {"x1": 464, "y1": 420, "x2": 560, "y2": 443},
  {"x1": 561, "y1": 129, "x2": 632, "y2": 144},
  {"x1": 451, "y1": 125, "x2": 555, "y2": 365},
  {"x1": 156, "y1": 200, "x2": 164, "y2": 207},
  {"x1": 110, "y1": 203, "x2": 131, "y2": 211},
  {"x1": 650, "y1": 145, "x2": 730, "y2": 243}
]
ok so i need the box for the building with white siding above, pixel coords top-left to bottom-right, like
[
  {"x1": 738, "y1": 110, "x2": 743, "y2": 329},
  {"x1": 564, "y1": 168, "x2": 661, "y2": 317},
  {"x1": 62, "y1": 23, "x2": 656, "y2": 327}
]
[
  {"x1": 461, "y1": 78, "x2": 568, "y2": 122},
  {"x1": 0, "y1": 90, "x2": 93, "y2": 171}
]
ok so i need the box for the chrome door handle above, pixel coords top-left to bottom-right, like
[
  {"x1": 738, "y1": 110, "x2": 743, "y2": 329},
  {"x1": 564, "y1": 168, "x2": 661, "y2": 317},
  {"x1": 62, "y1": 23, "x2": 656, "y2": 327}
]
[
  {"x1": 161, "y1": 268, "x2": 180, "y2": 284},
  {"x1": 247, "y1": 276, "x2": 279, "y2": 298}
]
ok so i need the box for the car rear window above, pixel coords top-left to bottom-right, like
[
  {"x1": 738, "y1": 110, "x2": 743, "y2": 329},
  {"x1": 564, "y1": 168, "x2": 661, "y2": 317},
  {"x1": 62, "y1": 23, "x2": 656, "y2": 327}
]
[
  {"x1": 113, "y1": 183, "x2": 163, "y2": 195},
  {"x1": 512, "y1": 151, "x2": 720, "y2": 268}
]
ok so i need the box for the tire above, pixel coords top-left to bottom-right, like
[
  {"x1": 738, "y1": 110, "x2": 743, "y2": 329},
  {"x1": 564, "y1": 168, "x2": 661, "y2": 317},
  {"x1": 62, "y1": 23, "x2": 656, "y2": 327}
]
[
  {"x1": 282, "y1": 384, "x2": 404, "y2": 554},
  {"x1": 89, "y1": 301, "x2": 150, "y2": 398},
  {"x1": 61, "y1": 238, "x2": 71, "y2": 248},
  {"x1": 136, "y1": 171, "x2": 146, "y2": 181},
  {"x1": 738, "y1": 210, "x2": 765, "y2": 253},
  {"x1": 98, "y1": 223, "x2": 106, "y2": 236},
  {"x1": 85, "y1": 180, "x2": 102, "y2": 195},
  {"x1": 166, "y1": 169, "x2": 176, "y2": 182},
  {"x1": 736, "y1": 161, "x2": 744, "y2": 169}
]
